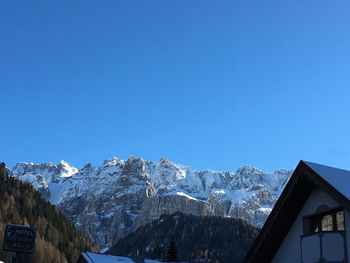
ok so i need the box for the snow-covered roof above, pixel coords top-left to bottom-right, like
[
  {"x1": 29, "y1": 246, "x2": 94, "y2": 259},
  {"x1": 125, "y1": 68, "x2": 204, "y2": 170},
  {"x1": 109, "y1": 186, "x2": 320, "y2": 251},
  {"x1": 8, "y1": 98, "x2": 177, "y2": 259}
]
[
  {"x1": 82, "y1": 252, "x2": 136, "y2": 263},
  {"x1": 80, "y1": 253, "x2": 165, "y2": 263},
  {"x1": 304, "y1": 161, "x2": 350, "y2": 200}
]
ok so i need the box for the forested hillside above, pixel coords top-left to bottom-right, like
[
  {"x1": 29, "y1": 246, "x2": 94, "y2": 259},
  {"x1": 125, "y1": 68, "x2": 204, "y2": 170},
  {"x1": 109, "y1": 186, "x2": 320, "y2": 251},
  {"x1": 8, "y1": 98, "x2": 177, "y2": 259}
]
[
  {"x1": 0, "y1": 163, "x2": 97, "y2": 263},
  {"x1": 109, "y1": 212, "x2": 258, "y2": 263}
]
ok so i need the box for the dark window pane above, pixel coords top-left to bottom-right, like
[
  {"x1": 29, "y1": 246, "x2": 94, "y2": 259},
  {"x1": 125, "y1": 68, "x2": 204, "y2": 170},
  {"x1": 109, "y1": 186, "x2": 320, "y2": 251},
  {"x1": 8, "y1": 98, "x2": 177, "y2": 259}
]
[{"x1": 310, "y1": 217, "x2": 321, "y2": 233}]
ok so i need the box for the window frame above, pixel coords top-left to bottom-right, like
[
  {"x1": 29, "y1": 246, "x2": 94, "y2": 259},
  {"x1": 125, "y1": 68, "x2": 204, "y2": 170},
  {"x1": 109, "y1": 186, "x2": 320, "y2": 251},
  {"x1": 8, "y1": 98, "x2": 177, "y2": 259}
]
[{"x1": 304, "y1": 207, "x2": 345, "y2": 234}]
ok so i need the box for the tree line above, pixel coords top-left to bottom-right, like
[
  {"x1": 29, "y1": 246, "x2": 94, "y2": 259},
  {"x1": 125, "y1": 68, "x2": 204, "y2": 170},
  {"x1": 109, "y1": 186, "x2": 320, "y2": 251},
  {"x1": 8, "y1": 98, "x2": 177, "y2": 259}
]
[
  {"x1": 0, "y1": 162, "x2": 97, "y2": 263},
  {"x1": 108, "y1": 211, "x2": 258, "y2": 262}
]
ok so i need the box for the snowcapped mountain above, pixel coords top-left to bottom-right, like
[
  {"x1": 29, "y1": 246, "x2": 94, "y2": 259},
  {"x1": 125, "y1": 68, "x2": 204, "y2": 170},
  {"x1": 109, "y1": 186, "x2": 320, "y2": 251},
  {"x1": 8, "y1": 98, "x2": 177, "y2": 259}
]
[{"x1": 10, "y1": 157, "x2": 292, "y2": 249}]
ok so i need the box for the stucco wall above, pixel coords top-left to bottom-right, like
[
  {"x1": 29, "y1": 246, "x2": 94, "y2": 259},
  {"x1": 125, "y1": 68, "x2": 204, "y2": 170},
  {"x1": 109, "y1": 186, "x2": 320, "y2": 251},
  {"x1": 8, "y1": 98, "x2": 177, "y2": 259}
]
[
  {"x1": 344, "y1": 209, "x2": 350, "y2": 260},
  {"x1": 271, "y1": 187, "x2": 342, "y2": 263}
]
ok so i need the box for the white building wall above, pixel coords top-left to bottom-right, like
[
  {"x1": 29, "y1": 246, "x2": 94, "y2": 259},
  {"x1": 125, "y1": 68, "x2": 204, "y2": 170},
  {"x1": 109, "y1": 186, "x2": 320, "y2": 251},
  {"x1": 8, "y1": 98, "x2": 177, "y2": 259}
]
[
  {"x1": 271, "y1": 187, "x2": 341, "y2": 263},
  {"x1": 344, "y1": 209, "x2": 350, "y2": 259}
]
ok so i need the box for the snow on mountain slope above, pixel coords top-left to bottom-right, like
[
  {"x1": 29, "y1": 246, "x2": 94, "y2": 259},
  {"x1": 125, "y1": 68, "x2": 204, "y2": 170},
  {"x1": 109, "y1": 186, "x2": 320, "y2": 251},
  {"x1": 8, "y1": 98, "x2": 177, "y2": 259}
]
[
  {"x1": 10, "y1": 156, "x2": 292, "y2": 248},
  {"x1": 12, "y1": 160, "x2": 78, "y2": 204}
]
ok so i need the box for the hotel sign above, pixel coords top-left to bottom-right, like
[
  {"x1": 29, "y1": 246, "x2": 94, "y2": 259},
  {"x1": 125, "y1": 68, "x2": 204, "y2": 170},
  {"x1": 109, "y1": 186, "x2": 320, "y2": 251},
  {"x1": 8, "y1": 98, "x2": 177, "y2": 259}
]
[{"x1": 3, "y1": 224, "x2": 36, "y2": 253}]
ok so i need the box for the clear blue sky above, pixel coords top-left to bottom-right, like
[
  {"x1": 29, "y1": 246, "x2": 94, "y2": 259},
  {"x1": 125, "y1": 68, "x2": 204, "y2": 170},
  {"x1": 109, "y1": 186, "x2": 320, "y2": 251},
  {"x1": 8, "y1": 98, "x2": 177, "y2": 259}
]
[{"x1": 1, "y1": 0, "x2": 350, "y2": 172}]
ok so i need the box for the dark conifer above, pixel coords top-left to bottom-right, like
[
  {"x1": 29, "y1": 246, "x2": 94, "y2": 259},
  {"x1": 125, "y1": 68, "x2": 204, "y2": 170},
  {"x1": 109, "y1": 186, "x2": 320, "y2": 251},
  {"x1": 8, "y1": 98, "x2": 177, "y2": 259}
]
[
  {"x1": 166, "y1": 236, "x2": 178, "y2": 262},
  {"x1": 152, "y1": 244, "x2": 162, "y2": 260},
  {"x1": 0, "y1": 162, "x2": 6, "y2": 177}
]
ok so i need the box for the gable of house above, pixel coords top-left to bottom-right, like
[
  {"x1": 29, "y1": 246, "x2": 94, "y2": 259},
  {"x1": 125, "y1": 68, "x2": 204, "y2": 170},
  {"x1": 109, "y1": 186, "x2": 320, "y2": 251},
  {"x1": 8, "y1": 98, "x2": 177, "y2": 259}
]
[
  {"x1": 244, "y1": 160, "x2": 350, "y2": 263},
  {"x1": 272, "y1": 187, "x2": 347, "y2": 262}
]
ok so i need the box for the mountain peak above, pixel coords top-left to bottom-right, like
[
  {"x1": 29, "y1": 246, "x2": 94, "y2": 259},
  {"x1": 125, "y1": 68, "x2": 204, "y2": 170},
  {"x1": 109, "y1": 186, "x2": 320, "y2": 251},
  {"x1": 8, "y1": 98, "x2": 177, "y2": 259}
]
[
  {"x1": 236, "y1": 165, "x2": 263, "y2": 175},
  {"x1": 57, "y1": 160, "x2": 78, "y2": 177},
  {"x1": 103, "y1": 157, "x2": 124, "y2": 166}
]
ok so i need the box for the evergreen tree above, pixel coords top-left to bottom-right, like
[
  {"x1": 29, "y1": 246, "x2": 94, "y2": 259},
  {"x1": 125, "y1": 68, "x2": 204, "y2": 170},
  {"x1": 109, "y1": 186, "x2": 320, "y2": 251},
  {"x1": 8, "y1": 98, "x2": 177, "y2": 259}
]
[
  {"x1": 166, "y1": 236, "x2": 178, "y2": 262},
  {"x1": 152, "y1": 244, "x2": 162, "y2": 260},
  {"x1": 0, "y1": 162, "x2": 6, "y2": 177}
]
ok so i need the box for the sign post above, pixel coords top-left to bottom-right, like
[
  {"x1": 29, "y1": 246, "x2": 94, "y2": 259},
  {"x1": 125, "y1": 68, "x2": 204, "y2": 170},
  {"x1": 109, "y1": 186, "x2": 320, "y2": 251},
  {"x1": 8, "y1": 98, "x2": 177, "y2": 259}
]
[{"x1": 3, "y1": 224, "x2": 36, "y2": 262}]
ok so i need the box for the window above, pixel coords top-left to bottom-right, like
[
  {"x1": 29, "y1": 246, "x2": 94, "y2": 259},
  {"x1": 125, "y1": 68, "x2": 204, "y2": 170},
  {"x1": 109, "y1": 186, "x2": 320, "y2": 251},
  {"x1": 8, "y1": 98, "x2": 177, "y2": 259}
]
[
  {"x1": 308, "y1": 209, "x2": 345, "y2": 233},
  {"x1": 336, "y1": 211, "x2": 345, "y2": 231}
]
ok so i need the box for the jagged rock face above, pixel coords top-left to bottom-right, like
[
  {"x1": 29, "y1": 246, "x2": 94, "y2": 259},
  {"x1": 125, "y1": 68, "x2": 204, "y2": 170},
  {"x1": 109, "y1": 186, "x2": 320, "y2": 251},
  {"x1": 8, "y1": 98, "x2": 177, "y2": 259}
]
[
  {"x1": 133, "y1": 195, "x2": 215, "y2": 230},
  {"x1": 10, "y1": 156, "x2": 292, "y2": 249}
]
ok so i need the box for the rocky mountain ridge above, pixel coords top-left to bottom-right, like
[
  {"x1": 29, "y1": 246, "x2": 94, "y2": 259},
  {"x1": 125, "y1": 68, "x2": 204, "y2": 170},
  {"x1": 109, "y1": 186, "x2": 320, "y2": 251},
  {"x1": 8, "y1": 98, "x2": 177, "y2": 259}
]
[{"x1": 10, "y1": 157, "x2": 292, "y2": 249}]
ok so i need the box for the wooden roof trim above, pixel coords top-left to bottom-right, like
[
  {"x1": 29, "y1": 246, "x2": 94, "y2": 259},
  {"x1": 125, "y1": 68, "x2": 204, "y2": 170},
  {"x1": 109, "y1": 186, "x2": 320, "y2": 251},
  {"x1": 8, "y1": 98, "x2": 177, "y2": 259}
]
[{"x1": 244, "y1": 161, "x2": 308, "y2": 262}]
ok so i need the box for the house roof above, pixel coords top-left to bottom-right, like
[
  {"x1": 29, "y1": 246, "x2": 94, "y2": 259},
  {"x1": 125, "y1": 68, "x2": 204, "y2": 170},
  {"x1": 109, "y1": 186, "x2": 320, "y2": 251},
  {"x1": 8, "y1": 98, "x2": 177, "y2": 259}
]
[
  {"x1": 304, "y1": 161, "x2": 350, "y2": 201},
  {"x1": 244, "y1": 160, "x2": 350, "y2": 263},
  {"x1": 79, "y1": 252, "x2": 166, "y2": 263},
  {"x1": 81, "y1": 252, "x2": 136, "y2": 263}
]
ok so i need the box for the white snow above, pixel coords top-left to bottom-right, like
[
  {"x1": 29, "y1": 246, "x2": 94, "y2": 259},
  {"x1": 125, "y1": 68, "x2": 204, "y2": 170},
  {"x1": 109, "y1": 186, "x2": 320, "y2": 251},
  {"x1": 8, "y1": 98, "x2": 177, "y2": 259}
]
[
  {"x1": 212, "y1": 189, "x2": 225, "y2": 195},
  {"x1": 175, "y1": 191, "x2": 198, "y2": 201},
  {"x1": 48, "y1": 182, "x2": 69, "y2": 204},
  {"x1": 258, "y1": 207, "x2": 273, "y2": 213},
  {"x1": 58, "y1": 160, "x2": 78, "y2": 177},
  {"x1": 304, "y1": 161, "x2": 350, "y2": 200},
  {"x1": 99, "y1": 247, "x2": 109, "y2": 253},
  {"x1": 82, "y1": 252, "x2": 135, "y2": 263}
]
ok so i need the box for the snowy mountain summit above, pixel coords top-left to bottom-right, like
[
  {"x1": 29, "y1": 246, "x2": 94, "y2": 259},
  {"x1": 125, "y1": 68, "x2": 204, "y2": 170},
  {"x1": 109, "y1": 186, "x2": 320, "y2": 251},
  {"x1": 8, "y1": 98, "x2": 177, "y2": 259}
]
[{"x1": 11, "y1": 157, "x2": 292, "y2": 248}]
